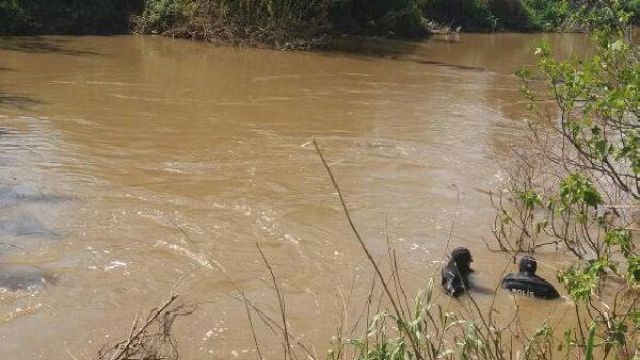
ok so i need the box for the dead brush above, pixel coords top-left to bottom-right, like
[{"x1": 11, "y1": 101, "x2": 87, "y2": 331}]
[{"x1": 93, "y1": 293, "x2": 195, "y2": 360}]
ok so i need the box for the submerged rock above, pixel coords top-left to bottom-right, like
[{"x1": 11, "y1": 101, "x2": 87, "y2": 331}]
[
  {"x1": 0, "y1": 215, "x2": 58, "y2": 237},
  {"x1": 0, "y1": 264, "x2": 54, "y2": 292},
  {"x1": 0, "y1": 184, "x2": 72, "y2": 240},
  {"x1": 0, "y1": 184, "x2": 73, "y2": 209}
]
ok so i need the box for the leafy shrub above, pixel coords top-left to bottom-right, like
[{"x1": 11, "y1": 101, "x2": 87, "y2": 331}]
[
  {"x1": 134, "y1": 0, "x2": 194, "y2": 33},
  {"x1": 420, "y1": 0, "x2": 585, "y2": 31},
  {"x1": 493, "y1": 1, "x2": 640, "y2": 357},
  {"x1": 133, "y1": 0, "x2": 426, "y2": 47},
  {"x1": 0, "y1": 0, "x2": 143, "y2": 34},
  {"x1": 330, "y1": 0, "x2": 426, "y2": 36},
  {"x1": 520, "y1": 0, "x2": 571, "y2": 30},
  {"x1": 420, "y1": 0, "x2": 499, "y2": 31}
]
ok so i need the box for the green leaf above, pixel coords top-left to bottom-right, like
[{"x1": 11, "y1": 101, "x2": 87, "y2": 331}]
[{"x1": 585, "y1": 322, "x2": 596, "y2": 360}]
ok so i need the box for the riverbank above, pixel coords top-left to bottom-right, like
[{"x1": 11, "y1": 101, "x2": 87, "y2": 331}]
[
  {"x1": 0, "y1": 0, "x2": 143, "y2": 35},
  {"x1": 0, "y1": 0, "x2": 600, "y2": 48}
]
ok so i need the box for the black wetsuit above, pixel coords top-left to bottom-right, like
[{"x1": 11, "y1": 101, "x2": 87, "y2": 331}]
[
  {"x1": 501, "y1": 256, "x2": 560, "y2": 299},
  {"x1": 441, "y1": 264, "x2": 470, "y2": 297},
  {"x1": 441, "y1": 247, "x2": 472, "y2": 297}
]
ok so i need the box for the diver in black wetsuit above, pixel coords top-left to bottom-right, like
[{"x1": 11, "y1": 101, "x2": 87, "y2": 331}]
[
  {"x1": 501, "y1": 256, "x2": 560, "y2": 299},
  {"x1": 441, "y1": 247, "x2": 473, "y2": 297}
]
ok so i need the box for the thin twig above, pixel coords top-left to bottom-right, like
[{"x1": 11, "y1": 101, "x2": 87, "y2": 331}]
[
  {"x1": 65, "y1": 342, "x2": 81, "y2": 360},
  {"x1": 256, "y1": 243, "x2": 292, "y2": 360},
  {"x1": 242, "y1": 288, "x2": 265, "y2": 360},
  {"x1": 233, "y1": 295, "x2": 318, "y2": 359},
  {"x1": 109, "y1": 294, "x2": 180, "y2": 360},
  {"x1": 313, "y1": 138, "x2": 424, "y2": 360},
  {"x1": 441, "y1": 184, "x2": 461, "y2": 260},
  {"x1": 170, "y1": 221, "x2": 266, "y2": 360}
]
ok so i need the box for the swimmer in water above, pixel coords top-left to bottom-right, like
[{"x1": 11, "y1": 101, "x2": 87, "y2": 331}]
[
  {"x1": 501, "y1": 255, "x2": 560, "y2": 299},
  {"x1": 441, "y1": 247, "x2": 473, "y2": 297}
]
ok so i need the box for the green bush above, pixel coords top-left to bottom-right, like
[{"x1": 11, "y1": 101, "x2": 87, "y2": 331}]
[
  {"x1": 0, "y1": 0, "x2": 143, "y2": 35},
  {"x1": 135, "y1": 0, "x2": 193, "y2": 33},
  {"x1": 520, "y1": 0, "x2": 571, "y2": 30},
  {"x1": 330, "y1": 0, "x2": 426, "y2": 36},
  {"x1": 420, "y1": 0, "x2": 583, "y2": 31},
  {"x1": 0, "y1": 1, "x2": 25, "y2": 33},
  {"x1": 495, "y1": 1, "x2": 640, "y2": 357},
  {"x1": 420, "y1": 0, "x2": 499, "y2": 31},
  {"x1": 133, "y1": 0, "x2": 426, "y2": 47}
]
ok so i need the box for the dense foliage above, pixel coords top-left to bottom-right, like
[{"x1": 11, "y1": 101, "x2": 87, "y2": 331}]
[
  {"x1": 421, "y1": 0, "x2": 600, "y2": 31},
  {"x1": 132, "y1": 0, "x2": 428, "y2": 48},
  {"x1": 330, "y1": 0, "x2": 425, "y2": 36},
  {"x1": 490, "y1": 0, "x2": 640, "y2": 358},
  {"x1": 0, "y1": 0, "x2": 142, "y2": 34},
  {"x1": 0, "y1": 0, "x2": 621, "y2": 44}
]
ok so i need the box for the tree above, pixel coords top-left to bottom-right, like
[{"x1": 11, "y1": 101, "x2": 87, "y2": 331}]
[{"x1": 493, "y1": 1, "x2": 640, "y2": 358}]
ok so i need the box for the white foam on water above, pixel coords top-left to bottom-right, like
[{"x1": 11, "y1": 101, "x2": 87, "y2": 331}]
[
  {"x1": 104, "y1": 260, "x2": 127, "y2": 272},
  {"x1": 164, "y1": 242, "x2": 226, "y2": 273}
]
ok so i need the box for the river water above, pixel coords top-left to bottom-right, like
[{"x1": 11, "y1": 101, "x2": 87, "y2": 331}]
[{"x1": 0, "y1": 33, "x2": 589, "y2": 359}]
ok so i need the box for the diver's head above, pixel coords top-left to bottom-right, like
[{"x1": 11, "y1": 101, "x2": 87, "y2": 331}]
[
  {"x1": 451, "y1": 247, "x2": 472, "y2": 272},
  {"x1": 519, "y1": 255, "x2": 537, "y2": 276}
]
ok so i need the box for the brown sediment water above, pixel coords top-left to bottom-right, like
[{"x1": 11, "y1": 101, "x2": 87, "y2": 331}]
[{"x1": 0, "y1": 33, "x2": 589, "y2": 359}]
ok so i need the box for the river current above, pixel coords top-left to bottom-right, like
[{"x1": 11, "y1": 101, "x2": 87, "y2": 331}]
[{"x1": 0, "y1": 33, "x2": 588, "y2": 359}]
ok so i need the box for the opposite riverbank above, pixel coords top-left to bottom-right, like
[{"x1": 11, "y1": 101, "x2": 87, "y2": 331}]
[{"x1": 0, "y1": 0, "x2": 618, "y2": 49}]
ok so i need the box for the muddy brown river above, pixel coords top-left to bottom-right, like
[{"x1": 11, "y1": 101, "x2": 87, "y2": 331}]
[{"x1": 0, "y1": 33, "x2": 589, "y2": 359}]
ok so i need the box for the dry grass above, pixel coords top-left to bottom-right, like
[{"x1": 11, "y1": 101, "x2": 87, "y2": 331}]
[{"x1": 93, "y1": 292, "x2": 195, "y2": 360}]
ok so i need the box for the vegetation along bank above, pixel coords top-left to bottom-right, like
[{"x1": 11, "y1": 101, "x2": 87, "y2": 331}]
[{"x1": 3, "y1": 0, "x2": 640, "y2": 48}]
